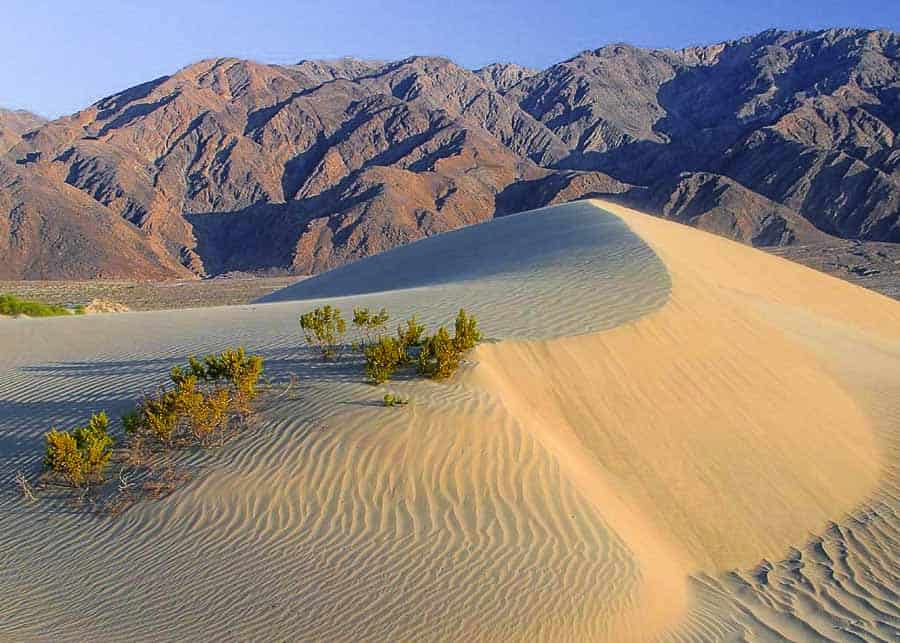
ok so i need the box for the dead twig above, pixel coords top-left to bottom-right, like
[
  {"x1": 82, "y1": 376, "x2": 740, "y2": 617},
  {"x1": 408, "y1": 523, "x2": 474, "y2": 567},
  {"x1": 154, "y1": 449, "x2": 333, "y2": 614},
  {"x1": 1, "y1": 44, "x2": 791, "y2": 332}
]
[
  {"x1": 269, "y1": 373, "x2": 299, "y2": 402},
  {"x1": 14, "y1": 470, "x2": 36, "y2": 503},
  {"x1": 117, "y1": 466, "x2": 135, "y2": 496}
]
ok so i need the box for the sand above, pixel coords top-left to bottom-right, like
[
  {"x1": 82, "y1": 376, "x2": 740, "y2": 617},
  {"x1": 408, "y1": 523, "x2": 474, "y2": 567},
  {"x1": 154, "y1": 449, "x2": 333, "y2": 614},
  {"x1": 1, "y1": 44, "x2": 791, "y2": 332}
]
[{"x1": 1, "y1": 200, "x2": 898, "y2": 641}]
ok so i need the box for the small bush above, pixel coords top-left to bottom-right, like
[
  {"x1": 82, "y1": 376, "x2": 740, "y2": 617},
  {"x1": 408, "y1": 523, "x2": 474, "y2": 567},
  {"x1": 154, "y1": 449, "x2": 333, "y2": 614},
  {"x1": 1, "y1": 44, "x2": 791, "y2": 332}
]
[
  {"x1": 122, "y1": 408, "x2": 144, "y2": 435},
  {"x1": 125, "y1": 348, "x2": 264, "y2": 447},
  {"x1": 43, "y1": 412, "x2": 115, "y2": 486},
  {"x1": 183, "y1": 385, "x2": 232, "y2": 443},
  {"x1": 453, "y1": 308, "x2": 482, "y2": 351},
  {"x1": 44, "y1": 430, "x2": 85, "y2": 486},
  {"x1": 0, "y1": 293, "x2": 73, "y2": 317},
  {"x1": 128, "y1": 377, "x2": 224, "y2": 446},
  {"x1": 72, "y1": 412, "x2": 114, "y2": 476},
  {"x1": 179, "y1": 347, "x2": 264, "y2": 411},
  {"x1": 364, "y1": 335, "x2": 405, "y2": 384},
  {"x1": 300, "y1": 305, "x2": 346, "y2": 360},
  {"x1": 383, "y1": 393, "x2": 409, "y2": 407},
  {"x1": 417, "y1": 327, "x2": 461, "y2": 380},
  {"x1": 397, "y1": 316, "x2": 425, "y2": 350},
  {"x1": 353, "y1": 307, "x2": 390, "y2": 346},
  {"x1": 135, "y1": 388, "x2": 181, "y2": 444}
]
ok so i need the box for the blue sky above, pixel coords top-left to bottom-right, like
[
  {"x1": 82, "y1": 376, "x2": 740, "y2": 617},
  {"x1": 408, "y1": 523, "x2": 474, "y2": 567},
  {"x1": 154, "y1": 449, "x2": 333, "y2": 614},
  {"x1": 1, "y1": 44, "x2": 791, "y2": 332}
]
[{"x1": 3, "y1": 0, "x2": 898, "y2": 118}]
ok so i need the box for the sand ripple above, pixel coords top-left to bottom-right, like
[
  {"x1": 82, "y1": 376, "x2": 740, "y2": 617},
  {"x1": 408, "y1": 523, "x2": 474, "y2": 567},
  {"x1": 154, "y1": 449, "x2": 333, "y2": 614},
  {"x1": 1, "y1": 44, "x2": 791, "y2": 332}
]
[{"x1": 1, "y1": 200, "x2": 899, "y2": 641}]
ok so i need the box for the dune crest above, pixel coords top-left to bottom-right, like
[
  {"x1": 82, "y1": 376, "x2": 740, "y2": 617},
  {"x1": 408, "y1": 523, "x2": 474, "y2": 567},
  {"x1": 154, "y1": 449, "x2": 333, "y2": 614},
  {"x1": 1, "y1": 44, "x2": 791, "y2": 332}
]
[{"x1": 1, "y1": 201, "x2": 898, "y2": 640}]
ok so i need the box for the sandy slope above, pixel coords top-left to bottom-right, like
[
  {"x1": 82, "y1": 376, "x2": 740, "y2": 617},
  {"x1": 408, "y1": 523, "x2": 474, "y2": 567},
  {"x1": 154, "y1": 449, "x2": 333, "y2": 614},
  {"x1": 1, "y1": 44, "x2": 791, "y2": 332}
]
[{"x1": 1, "y1": 201, "x2": 898, "y2": 641}]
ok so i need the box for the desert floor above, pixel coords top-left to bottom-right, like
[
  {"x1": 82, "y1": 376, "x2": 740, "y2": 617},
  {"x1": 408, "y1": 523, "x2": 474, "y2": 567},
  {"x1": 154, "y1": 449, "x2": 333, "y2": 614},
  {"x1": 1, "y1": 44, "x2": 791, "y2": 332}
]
[
  {"x1": 1, "y1": 200, "x2": 898, "y2": 641},
  {"x1": 0, "y1": 275, "x2": 299, "y2": 312}
]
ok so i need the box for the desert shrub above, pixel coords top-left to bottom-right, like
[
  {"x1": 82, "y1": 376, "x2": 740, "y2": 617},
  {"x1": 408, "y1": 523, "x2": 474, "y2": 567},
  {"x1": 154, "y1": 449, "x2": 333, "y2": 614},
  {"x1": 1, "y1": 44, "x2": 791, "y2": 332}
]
[
  {"x1": 43, "y1": 412, "x2": 115, "y2": 486},
  {"x1": 122, "y1": 408, "x2": 144, "y2": 435},
  {"x1": 136, "y1": 388, "x2": 181, "y2": 444},
  {"x1": 44, "y1": 430, "x2": 84, "y2": 486},
  {"x1": 353, "y1": 307, "x2": 390, "y2": 346},
  {"x1": 178, "y1": 347, "x2": 263, "y2": 411},
  {"x1": 300, "y1": 305, "x2": 346, "y2": 360},
  {"x1": 205, "y1": 348, "x2": 263, "y2": 401},
  {"x1": 183, "y1": 386, "x2": 232, "y2": 443},
  {"x1": 72, "y1": 412, "x2": 114, "y2": 476},
  {"x1": 383, "y1": 393, "x2": 409, "y2": 407},
  {"x1": 397, "y1": 315, "x2": 425, "y2": 350},
  {"x1": 417, "y1": 327, "x2": 461, "y2": 380},
  {"x1": 124, "y1": 348, "x2": 263, "y2": 448},
  {"x1": 0, "y1": 293, "x2": 73, "y2": 317},
  {"x1": 166, "y1": 374, "x2": 217, "y2": 440},
  {"x1": 130, "y1": 377, "x2": 226, "y2": 445},
  {"x1": 453, "y1": 308, "x2": 482, "y2": 351},
  {"x1": 364, "y1": 335, "x2": 405, "y2": 384}
]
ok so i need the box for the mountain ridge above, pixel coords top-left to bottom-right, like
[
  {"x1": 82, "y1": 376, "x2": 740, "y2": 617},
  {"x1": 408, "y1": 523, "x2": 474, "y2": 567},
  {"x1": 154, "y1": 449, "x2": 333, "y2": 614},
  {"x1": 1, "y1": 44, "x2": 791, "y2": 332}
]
[{"x1": 2, "y1": 27, "x2": 898, "y2": 279}]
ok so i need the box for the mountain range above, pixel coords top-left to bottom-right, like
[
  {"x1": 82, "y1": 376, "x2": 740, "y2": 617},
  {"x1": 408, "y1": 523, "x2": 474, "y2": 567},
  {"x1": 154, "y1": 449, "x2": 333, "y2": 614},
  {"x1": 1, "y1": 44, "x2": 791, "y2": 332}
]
[{"x1": 2, "y1": 27, "x2": 898, "y2": 279}]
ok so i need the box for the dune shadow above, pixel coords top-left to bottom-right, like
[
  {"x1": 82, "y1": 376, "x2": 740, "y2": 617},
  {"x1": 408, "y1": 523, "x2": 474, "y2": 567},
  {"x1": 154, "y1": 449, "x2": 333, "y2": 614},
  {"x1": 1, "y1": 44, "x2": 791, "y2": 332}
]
[{"x1": 19, "y1": 357, "x2": 175, "y2": 377}]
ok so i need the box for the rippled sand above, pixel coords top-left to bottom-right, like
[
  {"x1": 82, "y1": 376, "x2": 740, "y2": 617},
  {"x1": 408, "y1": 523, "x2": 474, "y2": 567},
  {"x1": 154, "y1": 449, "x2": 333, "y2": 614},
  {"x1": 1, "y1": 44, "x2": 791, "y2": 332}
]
[{"x1": 1, "y1": 200, "x2": 897, "y2": 640}]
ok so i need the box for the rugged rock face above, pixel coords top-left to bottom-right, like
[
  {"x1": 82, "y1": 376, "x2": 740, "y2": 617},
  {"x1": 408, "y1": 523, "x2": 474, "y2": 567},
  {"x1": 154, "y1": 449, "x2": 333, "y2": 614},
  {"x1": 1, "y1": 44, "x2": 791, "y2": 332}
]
[
  {"x1": 0, "y1": 109, "x2": 45, "y2": 154},
  {"x1": 0, "y1": 159, "x2": 191, "y2": 279},
  {"x1": 2, "y1": 28, "x2": 898, "y2": 279},
  {"x1": 475, "y1": 63, "x2": 538, "y2": 93},
  {"x1": 510, "y1": 29, "x2": 900, "y2": 240}
]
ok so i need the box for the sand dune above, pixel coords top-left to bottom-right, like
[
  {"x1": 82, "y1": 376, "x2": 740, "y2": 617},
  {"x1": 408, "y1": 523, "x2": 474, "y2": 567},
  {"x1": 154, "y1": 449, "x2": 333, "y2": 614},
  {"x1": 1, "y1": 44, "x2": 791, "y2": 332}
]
[{"x1": 1, "y1": 200, "x2": 898, "y2": 641}]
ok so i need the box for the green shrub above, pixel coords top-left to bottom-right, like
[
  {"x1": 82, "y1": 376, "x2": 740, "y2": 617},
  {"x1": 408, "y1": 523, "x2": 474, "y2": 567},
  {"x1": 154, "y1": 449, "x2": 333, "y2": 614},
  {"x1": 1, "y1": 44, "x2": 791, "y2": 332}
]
[
  {"x1": 122, "y1": 408, "x2": 144, "y2": 435},
  {"x1": 353, "y1": 307, "x2": 390, "y2": 346},
  {"x1": 300, "y1": 305, "x2": 346, "y2": 360},
  {"x1": 0, "y1": 293, "x2": 73, "y2": 317},
  {"x1": 43, "y1": 412, "x2": 115, "y2": 486},
  {"x1": 183, "y1": 386, "x2": 232, "y2": 443},
  {"x1": 72, "y1": 412, "x2": 114, "y2": 476},
  {"x1": 397, "y1": 316, "x2": 425, "y2": 350},
  {"x1": 138, "y1": 388, "x2": 181, "y2": 444},
  {"x1": 364, "y1": 335, "x2": 405, "y2": 384},
  {"x1": 125, "y1": 348, "x2": 263, "y2": 447},
  {"x1": 383, "y1": 393, "x2": 409, "y2": 407},
  {"x1": 211, "y1": 348, "x2": 263, "y2": 410},
  {"x1": 178, "y1": 347, "x2": 264, "y2": 410},
  {"x1": 44, "y1": 430, "x2": 85, "y2": 486},
  {"x1": 131, "y1": 377, "x2": 223, "y2": 445},
  {"x1": 417, "y1": 327, "x2": 461, "y2": 380},
  {"x1": 453, "y1": 308, "x2": 482, "y2": 351}
]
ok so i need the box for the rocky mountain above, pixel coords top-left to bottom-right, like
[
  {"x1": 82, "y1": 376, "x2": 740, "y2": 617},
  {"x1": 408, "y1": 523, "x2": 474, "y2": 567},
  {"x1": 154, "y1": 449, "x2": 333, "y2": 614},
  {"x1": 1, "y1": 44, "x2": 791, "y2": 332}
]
[
  {"x1": 0, "y1": 108, "x2": 45, "y2": 154},
  {"x1": 508, "y1": 29, "x2": 899, "y2": 239},
  {"x1": 2, "y1": 28, "x2": 898, "y2": 279},
  {"x1": 0, "y1": 158, "x2": 190, "y2": 279}
]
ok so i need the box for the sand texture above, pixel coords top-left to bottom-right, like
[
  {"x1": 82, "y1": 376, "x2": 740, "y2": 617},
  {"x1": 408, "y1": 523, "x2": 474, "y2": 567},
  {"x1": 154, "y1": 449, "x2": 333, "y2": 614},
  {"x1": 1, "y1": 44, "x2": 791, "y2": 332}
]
[{"x1": 1, "y1": 200, "x2": 898, "y2": 641}]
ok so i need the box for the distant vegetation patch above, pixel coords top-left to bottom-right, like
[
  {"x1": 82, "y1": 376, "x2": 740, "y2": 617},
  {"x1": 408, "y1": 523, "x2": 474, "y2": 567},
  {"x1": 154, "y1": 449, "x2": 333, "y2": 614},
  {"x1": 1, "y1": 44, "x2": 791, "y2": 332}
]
[{"x1": 0, "y1": 293, "x2": 82, "y2": 317}]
